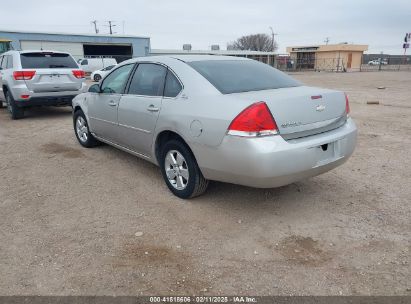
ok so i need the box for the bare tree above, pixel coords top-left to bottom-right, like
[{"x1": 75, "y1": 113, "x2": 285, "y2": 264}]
[{"x1": 227, "y1": 33, "x2": 278, "y2": 52}]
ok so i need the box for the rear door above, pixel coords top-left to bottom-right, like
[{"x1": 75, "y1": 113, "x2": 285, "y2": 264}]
[
  {"x1": 20, "y1": 52, "x2": 82, "y2": 92},
  {"x1": 116, "y1": 63, "x2": 167, "y2": 156},
  {"x1": 0, "y1": 55, "x2": 12, "y2": 101},
  {"x1": 87, "y1": 63, "x2": 134, "y2": 142}
]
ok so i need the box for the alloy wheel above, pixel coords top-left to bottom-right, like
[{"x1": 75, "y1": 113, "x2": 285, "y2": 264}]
[
  {"x1": 164, "y1": 150, "x2": 189, "y2": 190},
  {"x1": 76, "y1": 116, "x2": 89, "y2": 143}
]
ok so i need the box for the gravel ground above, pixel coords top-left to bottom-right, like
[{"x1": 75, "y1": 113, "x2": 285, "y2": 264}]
[{"x1": 0, "y1": 71, "x2": 410, "y2": 296}]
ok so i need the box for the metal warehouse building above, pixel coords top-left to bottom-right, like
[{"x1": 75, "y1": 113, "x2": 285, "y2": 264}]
[{"x1": 0, "y1": 30, "x2": 150, "y2": 62}]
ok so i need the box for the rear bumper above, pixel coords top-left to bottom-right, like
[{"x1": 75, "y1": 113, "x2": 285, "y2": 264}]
[
  {"x1": 193, "y1": 118, "x2": 357, "y2": 188},
  {"x1": 10, "y1": 82, "x2": 87, "y2": 107},
  {"x1": 15, "y1": 95, "x2": 76, "y2": 107}
]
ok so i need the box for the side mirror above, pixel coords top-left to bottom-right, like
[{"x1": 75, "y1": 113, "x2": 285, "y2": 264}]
[{"x1": 88, "y1": 84, "x2": 101, "y2": 93}]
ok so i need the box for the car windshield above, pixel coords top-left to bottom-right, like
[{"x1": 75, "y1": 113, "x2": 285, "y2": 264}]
[
  {"x1": 187, "y1": 59, "x2": 301, "y2": 94},
  {"x1": 20, "y1": 52, "x2": 78, "y2": 69}
]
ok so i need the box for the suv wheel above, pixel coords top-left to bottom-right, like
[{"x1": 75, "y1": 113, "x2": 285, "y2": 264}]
[
  {"x1": 6, "y1": 91, "x2": 24, "y2": 120},
  {"x1": 73, "y1": 110, "x2": 99, "y2": 148},
  {"x1": 93, "y1": 74, "x2": 102, "y2": 82},
  {"x1": 160, "y1": 140, "x2": 209, "y2": 199}
]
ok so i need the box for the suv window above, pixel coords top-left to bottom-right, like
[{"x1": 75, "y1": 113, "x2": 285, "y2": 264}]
[
  {"x1": 6, "y1": 55, "x2": 13, "y2": 69},
  {"x1": 1, "y1": 55, "x2": 8, "y2": 69},
  {"x1": 101, "y1": 64, "x2": 134, "y2": 94},
  {"x1": 81, "y1": 59, "x2": 88, "y2": 65},
  {"x1": 128, "y1": 63, "x2": 166, "y2": 96},
  {"x1": 164, "y1": 71, "x2": 182, "y2": 97},
  {"x1": 20, "y1": 52, "x2": 78, "y2": 69},
  {"x1": 187, "y1": 60, "x2": 301, "y2": 94}
]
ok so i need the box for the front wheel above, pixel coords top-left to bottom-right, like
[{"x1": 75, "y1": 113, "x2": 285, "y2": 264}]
[
  {"x1": 160, "y1": 140, "x2": 209, "y2": 199},
  {"x1": 73, "y1": 110, "x2": 99, "y2": 148}
]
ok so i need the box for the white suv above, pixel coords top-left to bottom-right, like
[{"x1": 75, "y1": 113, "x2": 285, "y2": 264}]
[{"x1": 0, "y1": 50, "x2": 87, "y2": 119}]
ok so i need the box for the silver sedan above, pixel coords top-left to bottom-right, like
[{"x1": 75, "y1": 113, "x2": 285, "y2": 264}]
[{"x1": 72, "y1": 55, "x2": 357, "y2": 198}]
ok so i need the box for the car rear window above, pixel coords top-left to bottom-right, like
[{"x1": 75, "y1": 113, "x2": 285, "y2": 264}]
[
  {"x1": 187, "y1": 60, "x2": 301, "y2": 94},
  {"x1": 20, "y1": 52, "x2": 78, "y2": 69}
]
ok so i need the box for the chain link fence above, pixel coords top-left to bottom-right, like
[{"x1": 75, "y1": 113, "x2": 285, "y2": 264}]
[
  {"x1": 360, "y1": 55, "x2": 411, "y2": 71},
  {"x1": 273, "y1": 55, "x2": 411, "y2": 72}
]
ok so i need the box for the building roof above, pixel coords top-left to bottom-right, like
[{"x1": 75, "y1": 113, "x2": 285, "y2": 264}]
[
  {"x1": 287, "y1": 44, "x2": 368, "y2": 53},
  {"x1": 0, "y1": 29, "x2": 149, "y2": 39},
  {"x1": 151, "y1": 49, "x2": 277, "y2": 56}
]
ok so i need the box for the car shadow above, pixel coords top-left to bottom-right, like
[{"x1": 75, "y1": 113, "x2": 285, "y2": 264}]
[
  {"x1": 94, "y1": 140, "x2": 345, "y2": 213},
  {"x1": 22, "y1": 106, "x2": 72, "y2": 120}
]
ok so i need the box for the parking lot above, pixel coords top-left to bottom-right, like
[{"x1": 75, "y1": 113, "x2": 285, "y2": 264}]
[{"x1": 0, "y1": 71, "x2": 410, "y2": 295}]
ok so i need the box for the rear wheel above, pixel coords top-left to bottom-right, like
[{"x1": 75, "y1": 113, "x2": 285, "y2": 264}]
[
  {"x1": 6, "y1": 91, "x2": 24, "y2": 120},
  {"x1": 160, "y1": 140, "x2": 209, "y2": 199},
  {"x1": 93, "y1": 74, "x2": 102, "y2": 82},
  {"x1": 73, "y1": 110, "x2": 99, "y2": 148}
]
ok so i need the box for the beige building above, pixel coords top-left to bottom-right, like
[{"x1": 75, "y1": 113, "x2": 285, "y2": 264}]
[{"x1": 286, "y1": 44, "x2": 368, "y2": 71}]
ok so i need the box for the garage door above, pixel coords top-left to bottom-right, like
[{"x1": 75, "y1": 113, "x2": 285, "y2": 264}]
[{"x1": 20, "y1": 41, "x2": 84, "y2": 60}]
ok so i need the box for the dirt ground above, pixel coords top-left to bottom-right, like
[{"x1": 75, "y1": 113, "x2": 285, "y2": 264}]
[{"x1": 0, "y1": 71, "x2": 410, "y2": 296}]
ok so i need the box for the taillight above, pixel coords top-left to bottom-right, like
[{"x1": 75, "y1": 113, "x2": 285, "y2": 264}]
[
  {"x1": 345, "y1": 93, "x2": 350, "y2": 115},
  {"x1": 13, "y1": 70, "x2": 36, "y2": 80},
  {"x1": 72, "y1": 70, "x2": 85, "y2": 79},
  {"x1": 227, "y1": 101, "x2": 279, "y2": 137}
]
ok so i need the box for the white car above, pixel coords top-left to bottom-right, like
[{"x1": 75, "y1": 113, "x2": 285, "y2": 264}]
[
  {"x1": 78, "y1": 58, "x2": 117, "y2": 74},
  {"x1": 90, "y1": 65, "x2": 116, "y2": 82},
  {"x1": 368, "y1": 59, "x2": 387, "y2": 65}
]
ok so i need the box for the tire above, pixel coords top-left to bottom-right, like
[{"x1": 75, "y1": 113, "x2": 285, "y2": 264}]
[
  {"x1": 160, "y1": 139, "x2": 209, "y2": 199},
  {"x1": 93, "y1": 74, "x2": 102, "y2": 82},
  {"x1": 73, "y1": 110, "x2": 99, "y2": 148},
  {"x1": 5, "y1": 91, "x2": 24, "y2": 120}
]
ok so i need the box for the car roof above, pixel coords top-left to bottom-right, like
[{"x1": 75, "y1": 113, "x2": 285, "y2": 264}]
[
  {"x1": 19, "y1": 50, "x2": 71, "y2": 55},
  {"x1": 130, "y1": 54, "x2": 251, "y2": 64}
]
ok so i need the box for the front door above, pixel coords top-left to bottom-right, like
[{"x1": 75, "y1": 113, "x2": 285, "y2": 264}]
[
  {"x1": 117, "y1": 63, "x2": 167, "y2": 156},
  {"x1": 87, "y1": 63, "x2": 134, "y2": 143}
]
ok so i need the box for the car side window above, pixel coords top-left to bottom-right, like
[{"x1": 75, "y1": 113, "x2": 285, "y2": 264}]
[
  {"x1": 6, "y1": 56, "x2": 13, "y2": 69},
  {"x1": 101, "y1": 64, "x2": 134, "y2": 94},
  {"x1": 164, "y1": 70, "x2": 183, "y2": 98},
  {"x1": 128, "y1": 63, "x2": 166, "y2": 96},
  {"x1": 81, "y1": 59, "x2": 88, "y2": 65},
  {"x1": 1, "y1": 55, "x2": 8, "y2": 69},
  {"x1": 0, "y1": 56, "x2": 3, "y2": 69}
]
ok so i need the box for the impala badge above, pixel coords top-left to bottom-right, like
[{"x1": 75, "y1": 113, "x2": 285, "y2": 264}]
[{"x1": 316, "y1": 105, "x2": 326, "y2": 112}]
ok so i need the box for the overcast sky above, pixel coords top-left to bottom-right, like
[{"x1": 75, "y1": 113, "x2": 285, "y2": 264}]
[{"x1": 0, "y1": 0, "x2": 410, "y2": 54}]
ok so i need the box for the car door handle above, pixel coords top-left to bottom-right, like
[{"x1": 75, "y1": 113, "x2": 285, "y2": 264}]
[
  {"x1": 108, "y1": 100, "x2": 117, "y2": 106},
  {"x1": 147, "y1": 105, "x2": 159, "y2": 112}
]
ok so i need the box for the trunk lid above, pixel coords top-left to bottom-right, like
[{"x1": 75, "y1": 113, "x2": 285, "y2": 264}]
[{"x1": 232, "y1": 86, "x2": 348, "y2": 139}]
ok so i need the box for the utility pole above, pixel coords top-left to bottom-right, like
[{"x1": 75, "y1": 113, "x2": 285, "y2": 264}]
[
  {"x1": 91, "y1": 20, "x2": 99, "y2": 34},
  {"x1": 324, "y1": 37, "x2": 330, "y2": 45},
  {"x1": 269, "y1": 26, "x2": 278, "y2": 51},
  {"x1": 106, "y1": 21, "x2": 116, "y2": 35}
]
